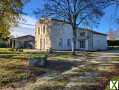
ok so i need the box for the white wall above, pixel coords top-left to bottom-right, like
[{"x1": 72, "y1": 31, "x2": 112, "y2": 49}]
[
  {"x1": 50, "y1": 22, "x2": 73, "y2": 50},
  {"x1": 93, "y1": 34, "x2": 107, "y2": 50}
]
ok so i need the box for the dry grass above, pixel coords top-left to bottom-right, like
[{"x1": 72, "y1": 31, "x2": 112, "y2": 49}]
[
  {"x1": 0, "y1": 48, "x2": 119, "y2": 90},
  {"x1": 0, "y1": 58, "x2": 47, "y2": 87},
  {"x1": 0, "y1": 52, "x2": 47, "y2": 87}
]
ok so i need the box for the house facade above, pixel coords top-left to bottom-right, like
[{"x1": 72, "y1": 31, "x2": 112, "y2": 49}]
[{"x1": 35, "y1": 18, "x2": 107, "y2": 51}]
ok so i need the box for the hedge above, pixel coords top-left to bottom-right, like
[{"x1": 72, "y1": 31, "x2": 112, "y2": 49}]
[
  {"x1": 0, "y1": 40, "x2": 7, "y2": 48},
  {"x1": 107, "y1": 40, "x2": 119, "y2": 46}
]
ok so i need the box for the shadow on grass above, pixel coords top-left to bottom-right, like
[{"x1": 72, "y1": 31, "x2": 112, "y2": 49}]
[{"x1": 46, "y1": 60, "x2": 81, "y2": 72}]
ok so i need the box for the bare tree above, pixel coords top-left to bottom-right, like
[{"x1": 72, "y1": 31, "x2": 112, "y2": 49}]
[{"x1": 36, "y1": 0, "x2": 114, "y2": 54}]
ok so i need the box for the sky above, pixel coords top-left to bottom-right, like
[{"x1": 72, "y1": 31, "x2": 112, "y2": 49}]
[
  {"x1": 10, "y1": 15, "x2": 36, "y2": 37},
  {"x1": 11, "y1": 0, "x2": 119, "y2": 37}
]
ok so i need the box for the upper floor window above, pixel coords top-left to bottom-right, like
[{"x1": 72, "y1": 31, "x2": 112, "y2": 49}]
[{"x1": 80, "y1": 32, "x2": 85, "y2": 37}]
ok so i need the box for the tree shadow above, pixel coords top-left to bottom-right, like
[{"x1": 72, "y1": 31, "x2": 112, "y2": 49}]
[{"x1": 46, "y1": 60, "x2": 81, "y2": 72}]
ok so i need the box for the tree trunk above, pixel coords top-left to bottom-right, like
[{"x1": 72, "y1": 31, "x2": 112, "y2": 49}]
[{"x1": 72, "y1": 26, "x2": 77, "y2": 55}]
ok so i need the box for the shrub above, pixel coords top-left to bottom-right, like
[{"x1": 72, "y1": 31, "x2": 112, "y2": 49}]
[
  {"x1": 108, "y1": 40, "x2": 119, "y2": 46},
  {"x1": 48, "y1": 48, "x2": 55, "y2": 54},
  {"x1": 0, "y1": 40, "x2": 7, "y2": 48},
  {"x1": 29, "y1": 54, "x2": 48, "y2": 67},
  {"x1": 31, "y1": 54, "x2": 47, "y2": 60}
]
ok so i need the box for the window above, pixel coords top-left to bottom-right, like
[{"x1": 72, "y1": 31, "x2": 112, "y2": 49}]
[
  {"x1": 79, "y1": 40, "x2": 85, "y2": 49},
  {"x1": 67, "y1": 39, "x2": 71, "y2": 47},
  {"x1": 80, "y1": 32, "x2": 85, "y2": 37},
  {"x1": 59, "y1": 38, "x2": 63, "y2": 47}
]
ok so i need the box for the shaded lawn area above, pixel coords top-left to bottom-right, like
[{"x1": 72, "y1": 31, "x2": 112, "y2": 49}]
[{"x1": 46, "y1": 60, "x2": 81, "y2": 72}]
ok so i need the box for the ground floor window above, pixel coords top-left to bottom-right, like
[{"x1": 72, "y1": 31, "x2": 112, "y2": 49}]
[
  {"x1": 67, "y1": 39, "x2": 71, "y2": 48},
  {"x1": 59, "y1": 38, "x2": 63, "y2": 48},
  {"x1": 79, "y1": 40, "x2": 85, "y2": 49}
]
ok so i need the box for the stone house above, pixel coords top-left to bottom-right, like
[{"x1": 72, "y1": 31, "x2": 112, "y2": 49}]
[{"x1": 35, "y1": 18, "x2": 107, "y2": 51}]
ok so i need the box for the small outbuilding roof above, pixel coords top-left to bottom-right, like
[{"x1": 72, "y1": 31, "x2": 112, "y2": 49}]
[{"x1": 12, "y1": 35, "x2": 35, "y2": 40}]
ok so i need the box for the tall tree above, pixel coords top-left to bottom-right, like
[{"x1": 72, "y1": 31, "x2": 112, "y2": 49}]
[
  {"x1": 36, "y1": 0, "x2": 113, "y2": 54},
  {"x1": 0, "y1": 0, "x2": 29, "y2": 40}
]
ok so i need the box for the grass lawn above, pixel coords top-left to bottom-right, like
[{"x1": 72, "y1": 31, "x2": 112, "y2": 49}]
[
  {"x1": 0, "y1": 48, "x2": 79, "y2": 88},
  {"x1": 28, "y1": 52, "x2": 119, "y2": 90},
  {"x1": 0, "y1": 48, "x2": 48, "y2": 87},
  {"x1": 48, "y1": 52, "x2": 98, "y2": 60},
  {"x1": 111, "y1": 57, "x2": 119, "y2": 61},
  {"x1": 48, "y1": 53, "x2": 78, "y2": 60},
  {"x1": 0, "y1": 58, "x2": 48, "y2": 86},
  {"x1": 0, "y1": 48, "x2": 119, "y2": 90}
]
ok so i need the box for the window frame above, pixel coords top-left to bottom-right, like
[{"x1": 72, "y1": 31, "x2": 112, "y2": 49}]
[
  {"x1": 59, "y1": 38, "x2": 63, "y2": 48},
  {"x1": 79, "y1": 40, "x2": 85, "y2": 49},
  {"x1": 67, "y1": 39, "x2": 71, "y2": 48}
]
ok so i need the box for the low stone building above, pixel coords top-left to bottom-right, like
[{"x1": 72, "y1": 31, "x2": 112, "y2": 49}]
[
  {"x1": 35, "y1": 18, "x2": 107, "y2": 51},
  {"x1": 10, "y1": 35, "x2": 35, "y2": 49}
]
